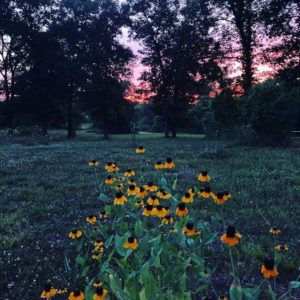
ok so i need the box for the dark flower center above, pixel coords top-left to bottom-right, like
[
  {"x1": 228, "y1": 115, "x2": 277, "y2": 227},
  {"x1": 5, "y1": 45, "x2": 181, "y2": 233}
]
[
  {"x1": 127, "y1": 169, "x2": 132, "y2": 172},
  {"x1": 184, "y1": 192, "x2": 191, "y2": 198},
  {"x1": 96, "y1": 239, "x2": 102, "y2": 244},
  {"x1": 128, "y1": 236, "x2": 135, "y2": 243},
  {"x1": 156, "y1": 161, "x2": 162, "y2": 165},
  {"x1": 272, "y1": 227, "x2": 278, "y2": 231},
  {"x1": 74, "y1": 290, "x2": 81, "y2": 296},
  {"x1": 138, "y1": 146, "x2": 144, "y2": 150},
  {"x1": 165, "y1": 215, "x2": 171, "y2": 220},
  {"x1": 96, "y1": 287, "x2": 104, "y2": 295},
  {"x1": 44, "y1": 283, "x2": 52, "y2": 292},
  {"x1": 202, "y1": 171, "x2": 208, "y2": 176},
  {"x1": 88, "y1": 215, "x2": 94, "y2": 219},
  {"x1": 116, "y1": 192, "x2": 123, "y2": 198},
  {"x1": 129, "y1": 185, "x2": 135, "y2": 190},
  {"x1": 151, "y1": 195, "x2": 157, "y2": 200},
  {"x1": 139, "y1": 187, "x2": 145, "y2": 192},
  {"x1": 107, "y1": 175, "x2": 112, "y2": 179},
  {"x1": 264, "y1": 257, "x2": 275, "y2": 270},
  {"x1": 156, "y1": 205, "x2": 163, "y2": 211},
  {"x1": 107, "y1": 162, "x2": 112, "y2": 166},
  {"x1": 101, "y1": 211, "x2": 106, "y2": 215},
  {"x1": 226, "y1": 225, "x2": 236, "y2": 237},
  {"x1": 178, "y1": 203, "x2": 186, "y2": 210},
  {"x1": 186, "y1": 222, "x2": 194, "y2": 230},
  {"x1": 204, "y1": 186, "x2": 211, "y2": 192},
  {"x1": 224, "y1": 191, "x2": 229, "y2": 196},
  {"x1": 217, "y1": 192, "x2": 225, "y2": 199},
  {"x1": 166, "y1": 157, "x2": 172, "y2": 163},
  {"x1": 148, "y1": 182, "x2": 154, "y2": 186},
  {"x1": 145, "y1": 204, "x2": 153, "y2": 210},
  {"x1": 72, "y1": 229, "x2": 78, "y2": 234}
]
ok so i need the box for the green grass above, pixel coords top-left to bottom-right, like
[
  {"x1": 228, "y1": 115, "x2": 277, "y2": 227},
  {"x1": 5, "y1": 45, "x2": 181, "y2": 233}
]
[{"x1": 1, "y1": 132, "x2": 300, "y2": 298}]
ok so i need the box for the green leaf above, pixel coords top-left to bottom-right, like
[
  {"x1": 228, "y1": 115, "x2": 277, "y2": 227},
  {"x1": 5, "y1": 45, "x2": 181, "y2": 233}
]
[
  {"x1": 105, "y1": 234, "x2": 114, "y2": 248},
  {"x1": 139, "y1": 289, "x2": 147, "y2": 300},
  {"x1": 289, "y1": 281, "x2": 300, "y2": 289},
  {"x1": 84, "y1": 280, "x2": 94, "y2": 300},
  {"x1": 115, "y1": 234, "x2": 127, "y2": 257},
  {"x1": 140, "y1": 262, "x2": 155, "y2": 299},
  {"x1": 229, "y1": 280, "x2": 243, "y2": 300},
  {"x1": 81, "y1": 265, "x2": 89, "y2": 277},
  {"x1": 160, "y1": 176, "x2": 167, "y2": 187},
  {"x1": 75, "y1": 255, "x2": 86, "y2": 266},
  {"x1": 243, "y1": 286, "x2": 261, "y2": 299},
  {"x1": 99, "y1": 193, "x2": 108, "y2": 201},
  {"x1": 172, "y1": 178, "x2": 178, "y2": 191},
  {"x1": 134, "y1": 220, "x2": 143, "y2": 237},
  {"x1": 204, "y1": 232, "x2": 218, "y2": 245}
]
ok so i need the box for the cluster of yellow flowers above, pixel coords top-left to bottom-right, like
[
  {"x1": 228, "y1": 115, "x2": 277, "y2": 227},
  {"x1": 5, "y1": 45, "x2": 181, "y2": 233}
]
[{"x1": 42, "y1": 145, "x2": 288, "y2": 299}]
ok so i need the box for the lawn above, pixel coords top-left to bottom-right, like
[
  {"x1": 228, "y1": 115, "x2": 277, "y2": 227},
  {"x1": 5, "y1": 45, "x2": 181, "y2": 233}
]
[{"x1": 1, "y1": 132, "x2": 300, "y2": 299}]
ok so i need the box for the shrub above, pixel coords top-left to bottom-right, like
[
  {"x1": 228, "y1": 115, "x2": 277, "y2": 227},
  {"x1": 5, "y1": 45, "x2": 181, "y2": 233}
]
[{"x1": 240, "y1": 80, "x2": 299, "y2": 146}]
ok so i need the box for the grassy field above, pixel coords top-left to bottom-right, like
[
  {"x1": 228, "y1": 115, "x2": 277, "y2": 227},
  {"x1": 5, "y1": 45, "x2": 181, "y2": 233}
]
[{"x1": 1, "y1": 132, "x2": 300, "y2": 299}]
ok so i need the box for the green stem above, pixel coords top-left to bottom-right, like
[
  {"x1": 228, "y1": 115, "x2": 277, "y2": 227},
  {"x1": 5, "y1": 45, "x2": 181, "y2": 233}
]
[{"x1": 229, "y1": 247, "x2": 236, "y2": 278}]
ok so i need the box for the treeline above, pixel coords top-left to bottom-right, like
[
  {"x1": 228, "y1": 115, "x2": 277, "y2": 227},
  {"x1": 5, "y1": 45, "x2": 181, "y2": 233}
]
[{"x1": 0, "y1": 0, "x2": 299, "y2": 144}]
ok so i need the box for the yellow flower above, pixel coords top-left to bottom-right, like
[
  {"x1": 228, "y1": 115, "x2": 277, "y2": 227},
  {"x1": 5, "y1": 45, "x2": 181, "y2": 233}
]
[
  {"x1": 224, "y1": 191, "x2": 231, "y2": 200},
  {"x1": 143, "y1": 182, "x2": 158, "y2": 192},
  {"x1": 93, "y1": 287, "x2": 108, "y2": 300},
  {"x1": 143, "y1": 204, "x2": 154, "y2": 216},
  {"x1": 136, "y1": 146, "x2": 145, "y2": 154},
  {"x1": 134, "y1": 200, "x2": 144, "y2": 207},
  {"x1": 212, "y1": 192, "x2": 227, "y2": 205},
  {"x1": 86, "y1": 215, "x2": 97, "y2": 224},
  {"x1": 94, "y1": 240, "x2": 104, "y2": 248},
  {"x1": 162, "y1": 214, "x2": 174, "y2": 224},
  {"x1": 187, "y1": 187, "x2": 196, "y2": 197},
  {"x1": 197, "y1": 171, "x2": 211, "y2": 182},
  {"x1": 157, "y1": 189, "x2": 172, "y2": 199},
  {"x1": 114, "y1": 192, "x2": 127, "y2": 205},
  {"x1": 41, "y1": 282, "x2": 56, "y2": 298},
  {"x1": 221, "y1": 225, "x2": 241, "y2": 246},
  {"x1": 69, "y1": 290, "x2": 84, "y2": 300},
  {"x1": 124, "y1": 236, "x2": 138, "y2": 250},
  {"x1": 115, "y1": 183, "x2": 124, "y2": 191},
  {"x1": 69, "y1": 230, "x2": 83, "y2": 239},
  {"x1": 104, "y1": 175, "x2": 116, "y2": 185},
  {"x1": 275, "y1": 245, "x2": 288, "y2": 251},
  {"x1": 93, "y1": 280, "x2": 103, "y2": 288},
  {"x1": 175, "y1": 203, "x2": 188, "y2": 217},
  {"x1": 128, "y1": 178, "x2": 136, "y2": 186},
  {"x1": 127, "y1": 184, "x2": 139, "y2": 196},
  {"x1": 269, "y1": 227, "x2": 281, "y2": 234},
  {"x1": 147, "y1": 195, "x2": 160, "y2": 206},
  {"x1": 124, "y1": 169, "x2": 135, "y2": 177},
  {"x1": 88, "y1": 160, "x2": 99, "y2": 167},
  {"x1": 164, "y1": 157, "x2": 175, "y2": 169},
  {"x1": 137, "y1": 187, "x2": 147, "y2": 199},
  {"x1": 261, "y1": 257, "x2": 279, "y2": 278},
  {"x1": 153, "y1": 205, "x2": 167, "y2": 218},
  {"x1": 57, "y1": 288, "x2": 68, "y2": 294},
  {"x1": 182, "y1": 222, "x2": 200, "y2": 237},
  {"x1": 170, "y1": 227, "x2": 178, "y2": 232},
  {"x1": 198, "y1": 186, "x2": 212, "y2": 199},
  {"x1": 218, "y1": 295, "x2": 228, "y2": 300},
  {"x1": 154, "y1": 161, "x2": 164, "y2": 169},
  {"x1": 99, "y1": 210, "x2": 109, "y2": 219},
  {"x1": 181, "y1": 192, "x2": 194, "y2": 203},
  {"x1": 105, "y1": 162, "x2": 119, "y2": 173}
]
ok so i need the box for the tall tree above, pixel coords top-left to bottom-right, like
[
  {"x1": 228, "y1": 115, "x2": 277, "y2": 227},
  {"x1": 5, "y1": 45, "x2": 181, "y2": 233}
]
[{"x1": 130, "y1": 0, "x2": 221, "y2": 137}]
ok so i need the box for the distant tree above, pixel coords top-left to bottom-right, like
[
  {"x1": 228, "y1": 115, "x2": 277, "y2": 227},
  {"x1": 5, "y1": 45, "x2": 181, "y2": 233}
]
[
  {"x1": 80, "y1": 0, "x2": 133, "y2": 139},
  {"x1": 261, "y1": 0, "x2": 299, "y2": 68},
  {"x1": 240, "y1": 80, "x2": 299, "y2": 145},
  {"x1": 130, "y1": 0, "x2": 221, "y2": 137}
]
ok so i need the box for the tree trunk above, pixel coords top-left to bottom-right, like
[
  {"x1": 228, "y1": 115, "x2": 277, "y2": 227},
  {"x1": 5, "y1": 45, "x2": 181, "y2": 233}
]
[
  {"x1": 103, "y1": 127, "x2": 109, "y2": 140},
  {"x1": 164, "y1": 107, "x2": 169, "y2": 138},
  {"x1": 42, "y1": 120, "x2": 48, "y2": 136},
  {"x1": 171, "y1": 128, "x2": 176, "y2": 138},
  {"x1": 67, "y1": 98, "x2": 76, "y2": 138}
]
